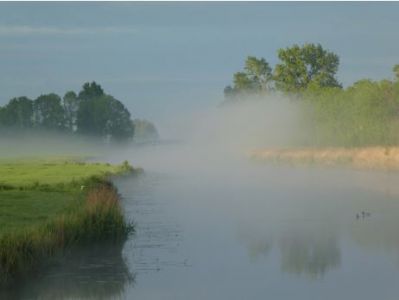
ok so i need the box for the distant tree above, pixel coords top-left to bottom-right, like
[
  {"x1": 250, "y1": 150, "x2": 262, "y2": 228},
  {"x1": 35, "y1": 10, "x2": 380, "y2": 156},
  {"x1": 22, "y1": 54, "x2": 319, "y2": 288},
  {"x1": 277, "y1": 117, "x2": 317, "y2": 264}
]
[
  {"x1": 244, "y1": 56, "x2": 273, "y2": 92},
  {"x1": 0, "y1": 97, "x2": 33, "y2": 128},
  {"x1": 33, "y1": 93, "x2": 65, "y2": 130},
  {"x1": 76, "y1": 94, "x2": 134, "y2": 141},
  {"x1": 393, "y1": 64, "x2": 399, "y2": 80},
  {"x1": 132, "y1": 119, "x2": 159, "y2": 143},
  {"x1": 78, "y1": 81, "x2": 104, "y2": 101},
  {"x1": 224, "y1": 56, "x2": 273, "y2": 100},
  {"x1": 63, "y1": 91, "x2": 79, "y2": 132},
  {"x1": 0, "y1": 81, "x2": 140, "y2": 142},
  {"x1": 274, "y1": 43, "x2": 341, "y2": 92}
]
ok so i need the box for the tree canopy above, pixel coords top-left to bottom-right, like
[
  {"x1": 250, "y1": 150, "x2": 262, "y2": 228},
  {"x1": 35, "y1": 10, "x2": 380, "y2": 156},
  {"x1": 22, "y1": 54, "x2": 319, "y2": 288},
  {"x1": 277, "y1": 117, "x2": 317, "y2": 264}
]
[
  {"x1": 224, "y1": 43, "x2": 341, "y2": 100},
  {"x1": 225, "y1": 56, "x2": 273, "y2": 99},
  {"x1": 77, "y1": 94, "x2": 134, "y2": 141},
  {"x1": 33, "y1": 93, "x2": 65, "y2": 130},
  {"x1": 274, "y1": 43, "x2": 341, "y2": 92},
  {"x1": 0, "y1": 82, "x2": 142, "y2": 142},
  {"x1": 0, "y1": 97, "x2": 33, "y2": 129}
]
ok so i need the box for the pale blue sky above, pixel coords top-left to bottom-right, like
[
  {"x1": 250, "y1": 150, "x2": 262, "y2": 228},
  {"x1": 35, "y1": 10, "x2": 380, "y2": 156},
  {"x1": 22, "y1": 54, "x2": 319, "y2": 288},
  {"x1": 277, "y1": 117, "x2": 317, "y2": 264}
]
[{"x1": 0, "y1": 2, "x2": 399, "y2": 123}]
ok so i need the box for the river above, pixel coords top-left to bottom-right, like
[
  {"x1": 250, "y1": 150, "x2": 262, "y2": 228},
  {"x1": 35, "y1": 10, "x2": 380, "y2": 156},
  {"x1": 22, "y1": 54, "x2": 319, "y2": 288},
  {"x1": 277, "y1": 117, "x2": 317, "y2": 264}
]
[{"x1": 5, "y1": 142, "x2": 399, "y2": 299}]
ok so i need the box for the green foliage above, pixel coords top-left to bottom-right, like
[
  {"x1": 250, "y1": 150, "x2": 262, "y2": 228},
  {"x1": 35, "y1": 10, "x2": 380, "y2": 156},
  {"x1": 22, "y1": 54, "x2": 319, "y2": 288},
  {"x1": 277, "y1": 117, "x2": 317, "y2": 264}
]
[
  {"x1": 78, "y1": 81, "x2": 104, "y2": 101},
  {"x1": 63, "y1": 91, "x2": 79, "y2": 131},
  {"x1": 302, "y1": 78, "x2": 399, "y2": 147},
  {"x1": 394, "y1": 64, "x2": 399, "y2": 80},
  {"x1": 0, "y1": 81, "x2": 140, "y2": 142},
  {"x1": 0, "y1": 184, "x2": 132, "y2": 285},
  {"x1": 76, "y1": 94, "x2": 134, "y2": 141},
  {"x1": 0, "y1": 159, "x2": 129, "y2": 188},
  {"x1": 33, "y1": 93, "x2": 65, "y2": 130},
  {"x1": 0, "y1": 97, "x2": 33, "y2": 129},
  {"x1": 274, "y1": 43, "x2": 341, "y2": 92},
  {"x1": 224, "y1": 43, "x2": 341, "y2": 101},
  {"x1": 224, "y1": 56, "x2": 273, "y2": 100},
  {"x1": 0, "y1": 190, "x2": 73, "y2": 233},
  {"x1": 0, "y1": 159, "x2": 135, "y2": 284},
  {"x1": 225, "y1": 45, "x2": 399, "y2": 148}
]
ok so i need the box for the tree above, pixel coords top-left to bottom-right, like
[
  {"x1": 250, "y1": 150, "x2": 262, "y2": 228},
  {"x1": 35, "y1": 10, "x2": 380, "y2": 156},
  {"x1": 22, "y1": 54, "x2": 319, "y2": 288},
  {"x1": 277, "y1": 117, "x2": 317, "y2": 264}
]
[
  {"x1": 78, "y1": 81, "x2": 104, "y2": 101},
  {"x1": 132, "y1": 119, "x2": 159, "y2": 143},
  {"x1": 76, "y1": 94, "x2": 134, "y2": 141},
  {"x1": 274, "y1": 43, "x2": 341, "y2": 92},
  {"x1": 393, "y1": 64, "x2": 399, "y2": 80},
  {"x1": 244, "y1": 56, "x2": 273, "y2": 92},
  {"x1": 224, "y1": 56, "x2": 273, "y2": 100},
  {"x1": 0, "y1": 97, "x2": 33, "y2": 128},
  {"x1": 0, "y1": 81, "x2": 138, "y2": 142},
  {"x1": 63, "y1": 91, "x2": 79, "y2": 132},
  {"x1": 33, "y1": 93, "x2": 65, "y2": 130}
]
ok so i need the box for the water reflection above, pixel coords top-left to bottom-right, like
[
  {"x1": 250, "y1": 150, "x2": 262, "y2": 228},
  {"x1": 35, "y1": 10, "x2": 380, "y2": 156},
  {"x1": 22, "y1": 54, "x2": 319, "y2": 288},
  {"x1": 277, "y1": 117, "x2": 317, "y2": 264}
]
[
  {"x1": 279, "y1": 230, "x2": 340, "y2": 278},
  {"x1": 238, "y1": 225, "x2": 340, "y2": 278},
  {"x1": 1, "y1": 241, "x2": 133, "y2": 300}
]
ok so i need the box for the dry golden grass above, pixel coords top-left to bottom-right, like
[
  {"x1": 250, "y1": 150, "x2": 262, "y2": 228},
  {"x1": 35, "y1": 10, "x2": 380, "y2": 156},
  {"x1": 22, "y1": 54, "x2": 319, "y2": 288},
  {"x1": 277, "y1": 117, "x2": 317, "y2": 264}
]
[{"x1": 250, "y1": 147, "x2": 399, "y2": 171}]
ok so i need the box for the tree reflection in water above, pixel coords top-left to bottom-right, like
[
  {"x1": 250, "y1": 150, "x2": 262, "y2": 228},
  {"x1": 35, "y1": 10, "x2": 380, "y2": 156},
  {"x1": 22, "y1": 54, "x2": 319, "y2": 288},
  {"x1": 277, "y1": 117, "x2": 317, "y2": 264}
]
[
  {"x1": 238, "y1": 223, "x2": 341, "y2": 279},
  {"x1": 279, "y1": 230, "x2": 340, "y2": 278}
]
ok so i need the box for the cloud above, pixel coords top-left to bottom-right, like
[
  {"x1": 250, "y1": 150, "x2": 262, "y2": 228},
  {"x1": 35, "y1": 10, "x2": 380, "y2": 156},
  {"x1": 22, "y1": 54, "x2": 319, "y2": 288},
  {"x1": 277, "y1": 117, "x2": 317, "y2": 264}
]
[{"x1": 0, "y1": 25, "x2": 138, "y2": 36}]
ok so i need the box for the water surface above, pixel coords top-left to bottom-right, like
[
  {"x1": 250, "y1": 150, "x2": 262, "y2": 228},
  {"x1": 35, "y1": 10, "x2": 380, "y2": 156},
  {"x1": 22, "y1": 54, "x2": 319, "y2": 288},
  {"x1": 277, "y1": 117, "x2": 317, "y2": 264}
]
[{"x1": 7, "y1": 143, "x2": 399, "y2": 299}]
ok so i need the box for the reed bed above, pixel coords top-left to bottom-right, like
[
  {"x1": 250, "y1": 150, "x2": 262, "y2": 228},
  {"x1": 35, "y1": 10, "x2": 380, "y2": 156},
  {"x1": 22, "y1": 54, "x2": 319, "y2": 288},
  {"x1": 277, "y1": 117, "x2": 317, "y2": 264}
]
[
  {"x1": 0, "y1": 181, "x2": 133, "y2": 285},
  {"x1": 0, "y1": 159, "x2": 138, "y2": 285},
  {"x1": 250, "y1": 147, "x2": 399, "y2": 171}
]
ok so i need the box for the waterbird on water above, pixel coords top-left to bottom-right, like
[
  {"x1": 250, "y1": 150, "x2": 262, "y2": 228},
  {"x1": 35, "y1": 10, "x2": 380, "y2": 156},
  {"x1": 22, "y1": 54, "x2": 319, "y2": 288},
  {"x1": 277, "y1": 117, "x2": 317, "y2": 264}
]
[{"x1": 356, "y1": 211, "x2": 371, "y2": 219}]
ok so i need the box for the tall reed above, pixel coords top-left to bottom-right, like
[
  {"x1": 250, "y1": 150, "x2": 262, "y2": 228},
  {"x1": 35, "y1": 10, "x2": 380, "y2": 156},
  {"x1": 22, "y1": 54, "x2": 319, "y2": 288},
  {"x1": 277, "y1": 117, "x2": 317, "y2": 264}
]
[{"x1": 0, "y1": 181, "x2": 133, "y2": 285}]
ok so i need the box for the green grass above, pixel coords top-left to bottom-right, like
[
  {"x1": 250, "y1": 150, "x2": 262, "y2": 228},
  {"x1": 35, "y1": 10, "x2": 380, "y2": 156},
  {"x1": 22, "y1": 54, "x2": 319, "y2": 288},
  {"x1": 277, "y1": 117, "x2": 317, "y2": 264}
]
[
  {"x1": 0, "y1": 158, "x2": 128, "y2": 188},
  {"x1": 0, "y1": 190, "x2": 74, "y2": 234},
  {"x1": 0, "y1": 158, "x2": 136, "y2": 285}
]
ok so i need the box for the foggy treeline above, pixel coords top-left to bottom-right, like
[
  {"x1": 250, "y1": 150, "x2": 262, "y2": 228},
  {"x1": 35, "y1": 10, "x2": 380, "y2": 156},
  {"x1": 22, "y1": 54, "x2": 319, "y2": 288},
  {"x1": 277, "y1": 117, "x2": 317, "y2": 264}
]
[
  {"x1": 0, "y1": 82, "x2": 158, "y2": 143},
  {"x1": 224, "y1": 43, "x2": 399, "y2": 147}
]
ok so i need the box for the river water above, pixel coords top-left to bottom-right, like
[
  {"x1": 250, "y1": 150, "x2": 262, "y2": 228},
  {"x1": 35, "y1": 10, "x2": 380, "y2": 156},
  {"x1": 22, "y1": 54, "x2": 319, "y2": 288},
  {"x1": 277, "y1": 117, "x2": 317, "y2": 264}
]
[{"x1": 5, "y1": 142, "x2": 399, "y2": 299}]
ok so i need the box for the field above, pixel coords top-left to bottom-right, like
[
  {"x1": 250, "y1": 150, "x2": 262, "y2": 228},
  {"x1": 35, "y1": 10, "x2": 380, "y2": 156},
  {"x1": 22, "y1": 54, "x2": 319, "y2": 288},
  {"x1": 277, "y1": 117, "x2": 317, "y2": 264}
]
[
  {"x1": 0, "y1": 157, "x2": 127, "y2": 188},
  {"x1": 0, "y1": 158, "x2": 136, "y2": 284}
]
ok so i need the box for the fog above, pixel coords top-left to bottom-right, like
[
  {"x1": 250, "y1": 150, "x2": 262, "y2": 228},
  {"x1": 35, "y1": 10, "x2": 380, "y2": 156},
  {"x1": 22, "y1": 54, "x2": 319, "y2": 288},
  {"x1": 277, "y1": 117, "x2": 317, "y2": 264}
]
[
  {"x1": 108, "y1": 96, "x2": 399, "y2": 299},
  {"x1": 4, "y1": 95, "x2": 399, "y2": 299}
]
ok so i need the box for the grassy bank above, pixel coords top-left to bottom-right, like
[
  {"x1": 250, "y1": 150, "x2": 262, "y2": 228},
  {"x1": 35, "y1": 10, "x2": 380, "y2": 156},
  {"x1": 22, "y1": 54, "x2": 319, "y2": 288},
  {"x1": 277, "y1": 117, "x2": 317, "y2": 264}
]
[
  {"x1": 0, "y1": 158, "x2": 138, "y2": 285},
  {"x1": 250, "y1": 147, "x2": 399, "y2": 171}
]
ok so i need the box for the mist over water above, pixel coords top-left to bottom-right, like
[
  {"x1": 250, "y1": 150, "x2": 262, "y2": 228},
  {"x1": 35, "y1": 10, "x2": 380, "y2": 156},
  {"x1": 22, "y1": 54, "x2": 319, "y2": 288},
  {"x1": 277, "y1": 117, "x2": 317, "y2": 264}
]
[
  {"x1": 108, "y1": 99, "x2": 399, "y2": 299},
  {"x1": 4, "y1": 98, "x2": 399, "y2": 299}
]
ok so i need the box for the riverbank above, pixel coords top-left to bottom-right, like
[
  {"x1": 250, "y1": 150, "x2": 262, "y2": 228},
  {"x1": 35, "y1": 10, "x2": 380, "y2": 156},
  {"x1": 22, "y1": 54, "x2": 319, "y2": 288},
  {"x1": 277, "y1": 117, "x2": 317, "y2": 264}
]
[
  {"x1": 0, "y1": 158, "x2": 139, "y2": 285},
  {"x1": 250, "y1": 147, "x2": 399, "y2": 171}
]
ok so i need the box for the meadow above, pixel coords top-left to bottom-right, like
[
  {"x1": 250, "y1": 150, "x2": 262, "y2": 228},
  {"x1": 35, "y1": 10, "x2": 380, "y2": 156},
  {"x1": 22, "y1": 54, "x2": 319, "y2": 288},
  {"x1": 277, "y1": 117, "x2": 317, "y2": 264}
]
[{"x1": 0, "y1": 158, "x2": 137, "y2": 285}]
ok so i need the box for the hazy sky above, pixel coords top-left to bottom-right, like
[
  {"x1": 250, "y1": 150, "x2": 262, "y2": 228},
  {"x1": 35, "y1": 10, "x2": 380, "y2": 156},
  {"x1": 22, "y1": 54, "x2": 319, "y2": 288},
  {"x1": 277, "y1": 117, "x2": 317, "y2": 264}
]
[{"x1": 1, "y1": 2, "x2": 399, "y2": 124}]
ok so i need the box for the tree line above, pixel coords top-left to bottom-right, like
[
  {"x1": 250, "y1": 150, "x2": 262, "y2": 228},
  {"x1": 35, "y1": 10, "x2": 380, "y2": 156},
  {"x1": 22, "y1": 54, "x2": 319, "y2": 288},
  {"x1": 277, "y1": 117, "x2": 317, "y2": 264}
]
[
  {"x1": 224, "y1": 43, "x2": 341, "y2": 100},
  {"x1": 0, "y1": 82, "x2": 158, "y2": 142},
  {"x1": 225, "y1": 43, "x2": 399, "y2": 147}
]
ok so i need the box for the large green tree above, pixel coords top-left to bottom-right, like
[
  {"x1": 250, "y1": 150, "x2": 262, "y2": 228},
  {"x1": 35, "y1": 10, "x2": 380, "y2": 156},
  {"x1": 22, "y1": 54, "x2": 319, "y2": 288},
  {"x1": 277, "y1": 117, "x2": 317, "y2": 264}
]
[
  {"x1": 76, "y1": 83, "x2": 134, "y2": 141},
  {"x1": 78, "y1": 81, "x2": 104, "y2": 101},
  {"x1": 63, "y1": 91, "x2": 79, "y2": 131},
  {"x1": 0, "y1": 81, "x2": 148, "y2": 142},
  {"x1": 274, "y1": 43, "x2": 341, "y2": 92},
  {"x1": 0, "y1": 97, "x2": 34, "y2": 128},
  {"x1": 33, "y1": 93, "x2": 65, "y2": 130},
  {"x1": 224, "y1": 56, "x2": 273, "y2": 99}
]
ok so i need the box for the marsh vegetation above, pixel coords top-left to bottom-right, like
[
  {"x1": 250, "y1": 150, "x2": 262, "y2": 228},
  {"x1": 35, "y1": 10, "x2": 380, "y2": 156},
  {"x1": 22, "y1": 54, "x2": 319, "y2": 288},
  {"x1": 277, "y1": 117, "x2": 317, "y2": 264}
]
[{"x1": 0, "y1": 158, "x2": 135, "y2": 285}]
